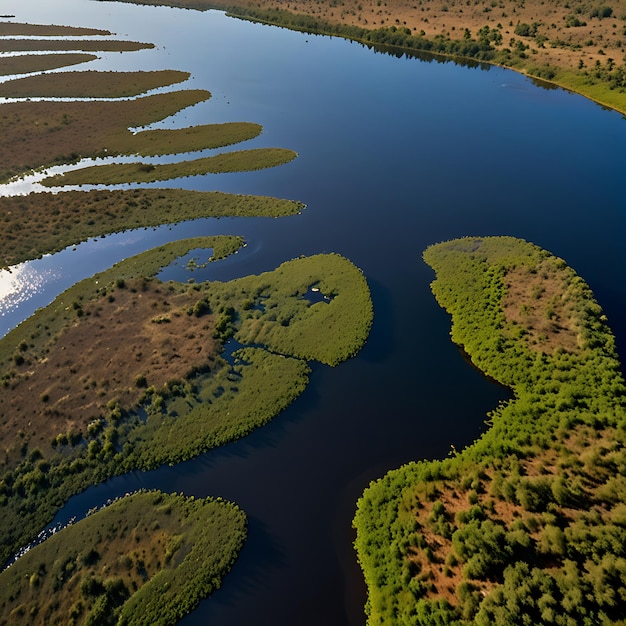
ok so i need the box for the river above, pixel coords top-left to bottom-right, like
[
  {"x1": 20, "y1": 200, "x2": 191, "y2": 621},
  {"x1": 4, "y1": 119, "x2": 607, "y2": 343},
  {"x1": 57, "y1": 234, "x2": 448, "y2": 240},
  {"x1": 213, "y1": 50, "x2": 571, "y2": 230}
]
[{"x1": 1, "y1": 1, "x2": 625, "y2": 624}]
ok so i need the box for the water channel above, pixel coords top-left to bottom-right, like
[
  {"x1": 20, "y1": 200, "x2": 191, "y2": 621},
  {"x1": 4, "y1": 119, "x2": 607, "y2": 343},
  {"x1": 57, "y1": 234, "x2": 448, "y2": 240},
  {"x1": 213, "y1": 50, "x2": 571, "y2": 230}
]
[{"x1": 1, "y1": 1, "x2": 626, "y2": 624}]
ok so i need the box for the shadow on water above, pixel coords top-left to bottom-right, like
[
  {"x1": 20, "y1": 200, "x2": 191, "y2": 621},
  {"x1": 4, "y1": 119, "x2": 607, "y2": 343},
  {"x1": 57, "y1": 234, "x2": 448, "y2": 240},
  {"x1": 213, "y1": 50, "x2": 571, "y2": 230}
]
[
  {"x1": 360, "y1": 277, "x2": 394, "y2": 364},
  {"x1": 180, "y1": 516, "x2": 287, "y2": 622}
]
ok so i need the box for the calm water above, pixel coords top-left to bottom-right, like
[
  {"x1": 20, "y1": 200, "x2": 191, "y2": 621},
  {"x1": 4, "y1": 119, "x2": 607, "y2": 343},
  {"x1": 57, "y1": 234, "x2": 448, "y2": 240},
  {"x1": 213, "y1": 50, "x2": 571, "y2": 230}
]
[{"x1": 1, "y1": 1, "x2": 626, "y2": 624}]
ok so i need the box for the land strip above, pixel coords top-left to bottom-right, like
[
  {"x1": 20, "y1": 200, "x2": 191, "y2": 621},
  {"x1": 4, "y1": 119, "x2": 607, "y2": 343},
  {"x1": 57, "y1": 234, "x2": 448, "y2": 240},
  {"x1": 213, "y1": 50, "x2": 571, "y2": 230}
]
[
  {"x1": 42, "y1": 147, "x2": 298, "y2": 186},
  {"x1": 0, "y1": 22, "x2": 111, "y2": 36},
  {"x1": 0, "y1": 39, "x2": 154, "y2": 52},
  {"x1": 0, "y1": 70, "x2": 191, "y2": 98},
  {"x1": 0, "y1": 189, "x2": 302, "y2": 267},
  {"x1": 0, "y1": 90, "x2": 212, "y2": 181},
  {"x1": 0, "y1": 53, "x2": 97, "y2": 76}
]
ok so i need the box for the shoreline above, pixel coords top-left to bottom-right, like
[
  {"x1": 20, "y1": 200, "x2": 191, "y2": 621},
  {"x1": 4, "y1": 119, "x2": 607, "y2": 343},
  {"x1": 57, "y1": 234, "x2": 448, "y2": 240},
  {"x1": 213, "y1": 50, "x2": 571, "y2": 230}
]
[{"x1": 110, "y1": 0, "x2": 626, "y2": 118}]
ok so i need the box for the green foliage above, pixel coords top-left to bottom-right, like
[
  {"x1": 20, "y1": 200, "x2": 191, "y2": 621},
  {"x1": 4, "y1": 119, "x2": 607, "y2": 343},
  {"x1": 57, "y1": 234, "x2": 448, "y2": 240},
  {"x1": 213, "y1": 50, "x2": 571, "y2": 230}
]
[
  {"x1": 354, "y1": 237, "x2": 626, "y2": 625},
  {"x1": 231, "y1": 253, "x2": 373, "y2": 365},
  {"x1": 514, "y1": 22, "x2": 539, "y2": 37},
  {"x1": 0, "y1": 491, "x2": 246, "y2": 626},
  {"x1": 0, "y1": 246, "x2": 371, "y2": 565}
]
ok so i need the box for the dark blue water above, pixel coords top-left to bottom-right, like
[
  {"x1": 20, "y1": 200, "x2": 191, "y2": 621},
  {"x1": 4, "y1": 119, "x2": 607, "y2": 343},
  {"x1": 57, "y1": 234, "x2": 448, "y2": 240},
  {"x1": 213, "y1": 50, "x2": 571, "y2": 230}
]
[{"x1": 2, "y1": 1, "x2": 626, "y2": 624}]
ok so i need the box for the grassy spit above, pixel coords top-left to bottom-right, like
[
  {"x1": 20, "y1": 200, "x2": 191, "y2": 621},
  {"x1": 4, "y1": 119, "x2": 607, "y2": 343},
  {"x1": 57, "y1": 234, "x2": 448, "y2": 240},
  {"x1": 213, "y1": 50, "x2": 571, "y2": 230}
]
[{"x1": 0, "y1": 189, "x2": 302, "y2": 267}]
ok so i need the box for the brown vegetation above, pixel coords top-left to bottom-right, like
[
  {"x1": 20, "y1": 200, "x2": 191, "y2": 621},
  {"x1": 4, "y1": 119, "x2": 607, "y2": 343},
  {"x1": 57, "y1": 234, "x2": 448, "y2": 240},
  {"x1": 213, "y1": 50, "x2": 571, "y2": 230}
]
[
  {"x1": 0, "y1": 53, "x2": 97, "y2": 76},
  {"x1": 0, "y1": 70, "x2": 191, "y2": 99},
  {"x1": 0, "y1": 89, "x2": 211, "y2": 180},
  {"x1": 502, "y1": 262, "x2": 580, "y2": 354},
  {"x1": 0, "y1": 277, "x2": 220, "y2": 473},
  {"x1": 0, "y1": 39, "x2": 154, "y2": 52},
  {"x1": 0, "y1": 22, "x2": 110, "y2": 36}
]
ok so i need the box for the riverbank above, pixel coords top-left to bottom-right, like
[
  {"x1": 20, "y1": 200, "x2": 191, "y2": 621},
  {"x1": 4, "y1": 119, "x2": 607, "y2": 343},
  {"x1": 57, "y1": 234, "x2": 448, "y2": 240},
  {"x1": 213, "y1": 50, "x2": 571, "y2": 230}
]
[{"x1": 111, "y1": 0, "x2": 626, "y2": 116}]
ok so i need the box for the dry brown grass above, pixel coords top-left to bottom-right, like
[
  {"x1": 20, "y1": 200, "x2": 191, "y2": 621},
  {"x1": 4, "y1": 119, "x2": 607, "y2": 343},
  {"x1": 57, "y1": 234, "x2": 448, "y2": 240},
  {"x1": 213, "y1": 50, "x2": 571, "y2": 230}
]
[
  {"x1": 0, "y1": 70, "x2": 190, "y2": 98},
  {"x1": 0, "y1": 89, "x2": 211, "y2": 180},
  {"x1": 0, "y1": 22, "x2": 110, "y2": 36},
  {"x1": 0, "y1": 53, "x2": 97, "y2": 76},
  {"x1": 0, "y1": 278, "x2": 220, "y2": 471},
  {"x1": 503, "y1": 263, "x2": 580, "y2": 354},
  {"x1": 0, "y1": 39, "x2": 154, "y2": 52}
]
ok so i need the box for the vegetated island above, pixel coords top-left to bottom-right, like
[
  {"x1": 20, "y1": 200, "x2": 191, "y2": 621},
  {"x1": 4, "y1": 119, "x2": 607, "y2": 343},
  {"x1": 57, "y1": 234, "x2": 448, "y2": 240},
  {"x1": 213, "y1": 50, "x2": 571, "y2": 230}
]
[
  {"x1": 354, "y1": 236, "x2": 626, "y2": 625},
  {"x1": 0, "y1": 70, "x2": 192, "y2": 99},
  {"x1": 112, "y1": 0, "x2": 626, "y2": 116},
  {"x1": 0, "y1": 53, "x2": 98, "y2": 76},
  {"x1": 42, "y1": 147, "x2": 298, "y2": 186},
  {"x1": 0, "y1": 189, "x2": 303, "y2": 268},
  {"x1": 0, "y1": 490, "x2": 247, "y2": 626},
  {"x1": 0, "y1": 240, "x2": 373, "y2": 568}
]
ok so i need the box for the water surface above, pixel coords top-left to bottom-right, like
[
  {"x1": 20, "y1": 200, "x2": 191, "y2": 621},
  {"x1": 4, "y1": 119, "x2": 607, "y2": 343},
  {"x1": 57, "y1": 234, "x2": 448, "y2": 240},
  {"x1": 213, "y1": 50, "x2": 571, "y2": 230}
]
[{"x1": 1, "y1": 2, "x2": 626, "y2": 625}]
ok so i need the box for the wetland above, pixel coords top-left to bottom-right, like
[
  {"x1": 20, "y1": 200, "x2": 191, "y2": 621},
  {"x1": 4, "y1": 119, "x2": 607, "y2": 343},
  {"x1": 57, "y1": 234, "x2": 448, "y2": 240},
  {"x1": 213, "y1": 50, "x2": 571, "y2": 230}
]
[{"x1": 1, "y1": 1, "x2": 626, "y2": 625}]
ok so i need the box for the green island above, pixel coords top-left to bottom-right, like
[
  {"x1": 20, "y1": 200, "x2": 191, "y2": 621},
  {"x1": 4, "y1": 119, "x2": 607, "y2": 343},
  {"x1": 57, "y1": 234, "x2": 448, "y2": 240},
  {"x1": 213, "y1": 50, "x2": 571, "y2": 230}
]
[
  {"x1": 43, "y1": 148, "x2": 298, "y2": 186},
  {"x1": 0, "y1": 490, "x2": 246, "y2": 626},
  {"x1": 353, "y1": 236, "x2": 626, "y2": 625},
  {"x1": 0, "y1": 189, "x2": 302, "y2": 267},
  {"x1": 0, "y1": 70, "x2": 191, "y2": 99},
  {"x1": 0, "y1": 239, "x2": 373, "y2": 568},
  {"x1": 0, "y1": 53, "x2": 97, "y2": 76},
  {"x1": 112, "y1": 0, "x2": 626, "y2": 115}
]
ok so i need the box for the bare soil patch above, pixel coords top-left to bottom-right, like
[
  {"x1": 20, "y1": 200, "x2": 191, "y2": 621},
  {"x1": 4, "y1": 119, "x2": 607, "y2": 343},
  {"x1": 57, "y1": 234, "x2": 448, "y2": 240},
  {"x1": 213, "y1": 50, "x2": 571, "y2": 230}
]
[
  {"x1": 502, "y1": 262, "x2": 580, "y2": 354},
  {"x1": 0, "y1": 278, "x2": 219, "y2": 470}
]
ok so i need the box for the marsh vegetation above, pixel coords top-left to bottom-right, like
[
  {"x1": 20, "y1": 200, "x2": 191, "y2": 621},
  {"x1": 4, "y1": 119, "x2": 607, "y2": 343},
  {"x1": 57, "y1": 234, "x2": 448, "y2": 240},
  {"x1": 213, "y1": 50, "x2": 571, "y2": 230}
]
[
  {"x1": 0, "y1": 14, "x2": 367, "y2": 625},
  {"x1": 0, "y1": 189, "x2": 302, "y2": 267},
  {"x1": 0, "y1": 491, "x2": 246, "y2": 626},
  {"x1": 0, "y1": 238, "x2": 372, "y2": 572}
]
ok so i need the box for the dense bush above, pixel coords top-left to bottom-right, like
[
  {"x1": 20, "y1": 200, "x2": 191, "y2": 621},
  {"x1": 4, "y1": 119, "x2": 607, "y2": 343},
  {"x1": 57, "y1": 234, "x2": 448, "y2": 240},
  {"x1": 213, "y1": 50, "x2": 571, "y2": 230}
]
[{"x1": 354, "y1": 237, "x2": 626, "y2": 625}]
